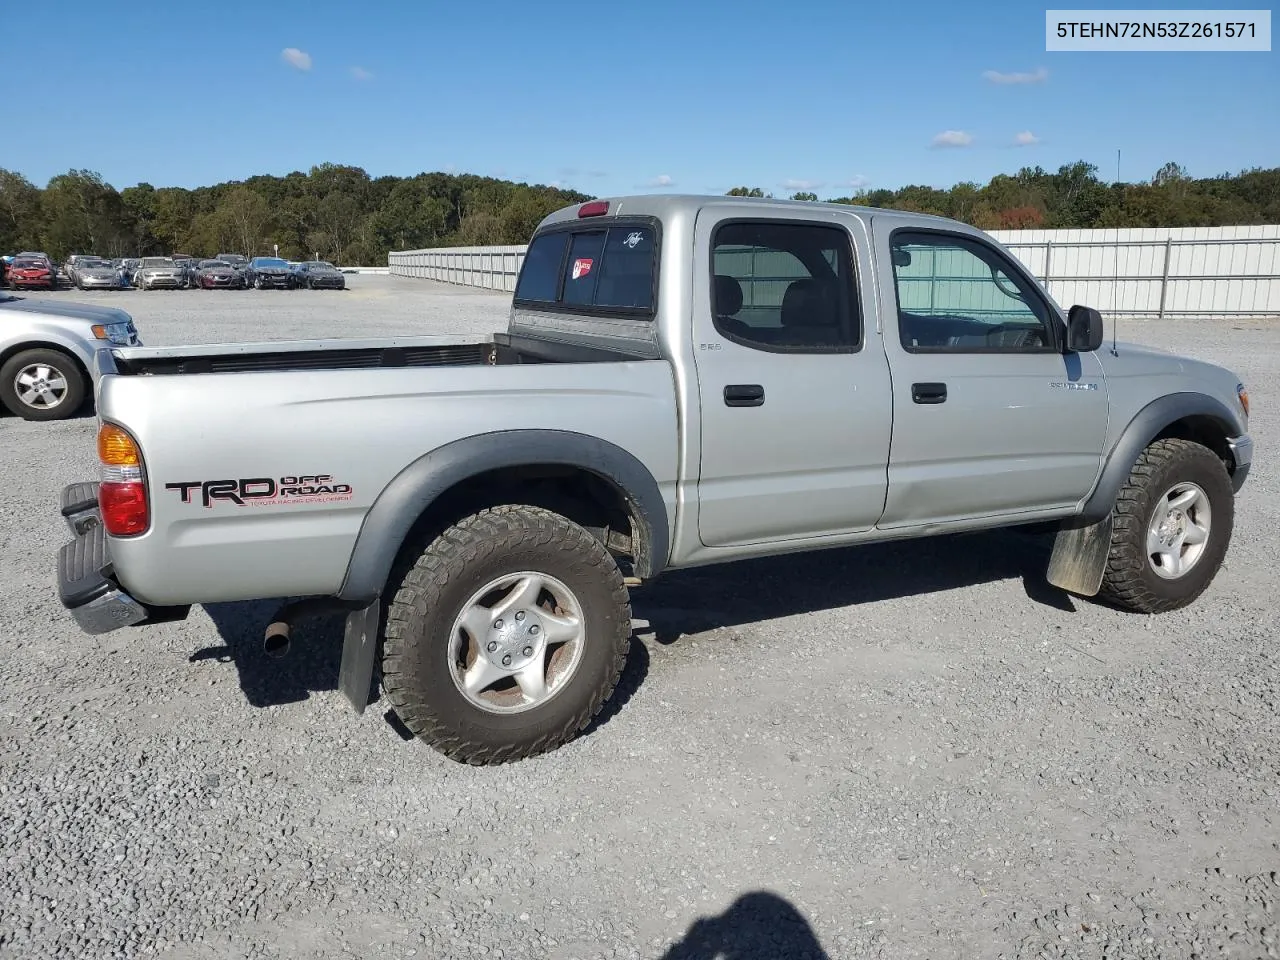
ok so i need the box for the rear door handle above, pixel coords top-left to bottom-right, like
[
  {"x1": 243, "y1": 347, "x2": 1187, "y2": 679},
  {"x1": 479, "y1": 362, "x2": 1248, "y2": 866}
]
[
  {"x1": 911, "y1": 382, "x2": 947, "y2": 404},
  {"x1": 724, "y1": 384, "x2": 765, "y2": 407}
]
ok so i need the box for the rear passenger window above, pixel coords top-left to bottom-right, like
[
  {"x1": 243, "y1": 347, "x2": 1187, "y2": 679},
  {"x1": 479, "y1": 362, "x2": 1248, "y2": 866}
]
[
  {"x1": 514, "y1": 232, "x2": 567, "y2": 302},
  {"x1": 514, "y1": 222, "x2": 657, "y2": 315},
  {"x1": 712, "y1": 221, "x2": 861, "y2": 352}
]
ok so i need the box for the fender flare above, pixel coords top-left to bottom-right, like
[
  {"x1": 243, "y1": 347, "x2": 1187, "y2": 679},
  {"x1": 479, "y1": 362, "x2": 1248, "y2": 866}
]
[
  {"x1": 1076, "y1": 391, "x2": 1246, "y2": 526},
  {"x1": 336, "y1": 429, "x2": 671, "y2": 604}
]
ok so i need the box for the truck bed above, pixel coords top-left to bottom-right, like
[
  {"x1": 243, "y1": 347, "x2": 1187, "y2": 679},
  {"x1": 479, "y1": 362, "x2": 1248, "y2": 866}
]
[{"x1": 106, "y1": 332, "x2": 658, "y2": 376}]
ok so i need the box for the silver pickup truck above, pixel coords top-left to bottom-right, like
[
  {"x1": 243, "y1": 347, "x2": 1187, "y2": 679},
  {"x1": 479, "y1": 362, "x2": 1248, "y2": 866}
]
[{"x1": 55, "y1": 195, "x2": 1253, "y2": 764}]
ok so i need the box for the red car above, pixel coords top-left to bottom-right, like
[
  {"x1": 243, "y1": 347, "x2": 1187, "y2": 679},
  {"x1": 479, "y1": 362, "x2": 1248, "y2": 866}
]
[{"x1": 8, "y1": 256, "x2": 55, "y2": 290}]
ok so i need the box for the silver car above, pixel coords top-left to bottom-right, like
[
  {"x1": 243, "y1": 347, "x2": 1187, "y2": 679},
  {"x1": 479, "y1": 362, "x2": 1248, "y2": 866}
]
[
  {"x1": 73, "y1": 257, "x2": 123, "y2": 291},
  {"x1": 0, "y1": 292, "x2": 142, "y2": 419},
  {"x1": 134, "y1": 257, "x2": 186, "y2": 291}
]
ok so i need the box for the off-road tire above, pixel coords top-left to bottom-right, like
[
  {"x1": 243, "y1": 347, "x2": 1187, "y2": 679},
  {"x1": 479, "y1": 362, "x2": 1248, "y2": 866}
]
[
  {"x1": 1096, "y1": 438, "x2": 1233, "y2": 613},
  {"x1": 381, "y1": 505, "x2": 632, "y2": 765},
  {"x1": 0, "y1": 347, "x2": 87, "y2": 421}
]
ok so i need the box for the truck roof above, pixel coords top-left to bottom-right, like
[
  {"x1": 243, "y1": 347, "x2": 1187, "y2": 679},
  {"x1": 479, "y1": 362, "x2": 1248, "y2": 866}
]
[{"x1": 535, "y1": 193, "x2": 964, "y2": 233}]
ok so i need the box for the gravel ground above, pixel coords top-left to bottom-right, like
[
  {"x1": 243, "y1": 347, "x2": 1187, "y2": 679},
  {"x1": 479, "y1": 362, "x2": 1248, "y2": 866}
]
[{"x1": 2, "y1": 277, "x2": 1278, "y2": 959}]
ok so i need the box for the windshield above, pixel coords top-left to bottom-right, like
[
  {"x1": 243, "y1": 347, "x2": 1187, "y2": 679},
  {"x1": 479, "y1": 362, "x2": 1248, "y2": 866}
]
[
  {"x1": 199, "y1": 260, "x2": 224, "y2": 268},
  {"x1": 141, "y1": 258, "x2": 173, "y2": 268},
  {"x1": 219, "y1": 255, "x2": 247, "y2": 263},
  {"x1": 13, "y1": 259, "x2": 45, "y2": 269},
  {"x1": 305, "y1": 261, "x2": 336, "y2": 270},
  {"x1": 82, "y1": 259, "x2": 112, "y2": 269},
  {"x1": 255, "y1": 258, "x2": 288, "y2": 268}
]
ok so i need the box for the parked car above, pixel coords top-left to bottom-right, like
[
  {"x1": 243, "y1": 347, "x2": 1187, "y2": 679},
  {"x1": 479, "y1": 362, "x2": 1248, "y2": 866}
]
[
  {"x1": 73, "y1": 258, "x2": 124, "y2": 291},
  {"x1": 169, "y1": 255, "x2": 200, "y2": 289},
  {"x1": 7, "y1": 256, "x2": 55, "y2": 290},
  {"x1": 64, "y1": 255, "x2": 93, "y2": 283},
  {"x1": 192, "y1": 259, "x2": 244, "y2": 289},
  {"x1": 290, "y1": 260, "x2": 346, "y2": 289},
  {"x1": 51, "y1": 195, "x2": 1253, "y2": 766},
  {"x1": 243, "y1": 256, "x2": 293, "y2": 289},
  {"x1": 0, "y1": 289, "x2": 141, "y2": 420},
  {"x1": 114, "y1": 259, "x2": 140, "y2": 287},
  {"x1": 133, "y1": 257, "x2": 186, "y2": 290},
  {"x1": 215, "y1": 253, "x2": 249, "y2": 274}
]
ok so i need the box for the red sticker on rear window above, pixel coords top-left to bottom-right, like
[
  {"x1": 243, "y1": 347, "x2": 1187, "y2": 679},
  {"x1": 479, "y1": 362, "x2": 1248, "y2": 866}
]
[{"x1": 571, "y1": 257, "x2": 593, "y2": 280}]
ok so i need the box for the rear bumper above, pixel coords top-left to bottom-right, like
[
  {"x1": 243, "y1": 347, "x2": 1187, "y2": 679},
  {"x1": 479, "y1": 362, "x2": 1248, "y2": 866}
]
[
  {"x1": 56, "y1": 482, "x2": 189, "y2": 635},
  {"x1": 1229, "y1": 433, "x2": 1253, "y2": 492}
]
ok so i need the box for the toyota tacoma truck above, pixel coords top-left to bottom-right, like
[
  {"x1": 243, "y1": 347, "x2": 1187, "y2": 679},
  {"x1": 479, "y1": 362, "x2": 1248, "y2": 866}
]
[
  {"x1": 54, "y1": 195, "x2": 1253, "y2": 764},
  {"x1": 2, "y1": 293, "x2": 142, "y2": 420}
]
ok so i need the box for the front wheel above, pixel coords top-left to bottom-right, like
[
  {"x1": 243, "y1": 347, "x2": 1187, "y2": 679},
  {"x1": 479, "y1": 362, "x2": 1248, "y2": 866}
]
[
  {"x1": 381, "y1": 505, "x2": 632, "y2": 765},
  {"x1": 1096, "y1": 438, "x2": 1234, "y2": 613},
  {"x1": 0, "y1": 348, "x2": 87, "y2": 421}
]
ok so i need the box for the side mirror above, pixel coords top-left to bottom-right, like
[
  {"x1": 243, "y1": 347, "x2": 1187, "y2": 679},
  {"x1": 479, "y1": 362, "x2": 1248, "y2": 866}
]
[{"x1": 1066, "y1": 304, "x2": 1104, "y2": 352}]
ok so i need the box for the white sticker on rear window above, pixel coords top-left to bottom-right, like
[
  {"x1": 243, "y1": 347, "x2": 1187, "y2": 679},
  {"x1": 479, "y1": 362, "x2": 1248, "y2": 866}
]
[{"x1": 624, "y1": 231, "x2": 644, "y2": 249}]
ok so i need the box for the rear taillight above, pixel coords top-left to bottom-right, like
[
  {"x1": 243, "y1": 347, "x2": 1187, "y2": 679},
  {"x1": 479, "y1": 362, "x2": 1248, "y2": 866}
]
[{"x1": 97, "y1": 422, "x2": 149, "y2": 536}]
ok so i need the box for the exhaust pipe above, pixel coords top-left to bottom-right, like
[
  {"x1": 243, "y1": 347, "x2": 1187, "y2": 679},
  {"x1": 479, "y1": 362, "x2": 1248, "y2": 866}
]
[
  {"x1": 264, "y1": 620, "x2": 292, "y2": 658},
  {"x1": 263, "y1": 596, "x2": 368, "y2": 658}
]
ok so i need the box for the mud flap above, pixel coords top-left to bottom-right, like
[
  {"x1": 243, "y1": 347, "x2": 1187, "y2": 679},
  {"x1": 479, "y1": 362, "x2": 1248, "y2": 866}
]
[
  {"x1": 1045, "y1": 514, "x2": 1113, "y2": 596},
  {"x1": 338, "y1": 596, "x2": 381, "y2": 713}
]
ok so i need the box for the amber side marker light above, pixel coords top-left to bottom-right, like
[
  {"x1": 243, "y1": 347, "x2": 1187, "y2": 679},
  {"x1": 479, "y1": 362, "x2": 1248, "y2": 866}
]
[
  {"x1": 97, "y1": 422, "x2": 149, "y2": 536},
  {"x1": 1237, "y1": 383, "x2": 1249, "y2": 418}
]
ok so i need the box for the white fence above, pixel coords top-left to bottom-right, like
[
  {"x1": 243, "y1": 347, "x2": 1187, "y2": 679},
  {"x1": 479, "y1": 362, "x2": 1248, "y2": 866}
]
[
  {"x1": 388, "y1": 246, "x2": 526, "y2": 292},
  {"x1": 390, "y1": 224, "x2": 1280, "y2": 318}
]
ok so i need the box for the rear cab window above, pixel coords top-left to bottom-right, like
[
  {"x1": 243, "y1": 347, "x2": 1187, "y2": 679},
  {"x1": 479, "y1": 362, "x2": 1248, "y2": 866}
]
[{"x1": 514, "y1": 220, "x2": 658, "y2": 315}]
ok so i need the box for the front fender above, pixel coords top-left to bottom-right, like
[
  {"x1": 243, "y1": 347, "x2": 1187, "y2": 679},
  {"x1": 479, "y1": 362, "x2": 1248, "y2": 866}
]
[
  {"x1": 1077, "y1": 391, "x2": 1247, "y2": 525},
  {"x1": 1, "y1": 327, "x2": 98, "y2": 380}
]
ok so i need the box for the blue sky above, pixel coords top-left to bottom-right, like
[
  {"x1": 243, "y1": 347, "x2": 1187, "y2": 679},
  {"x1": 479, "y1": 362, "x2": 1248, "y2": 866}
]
[{"x1": 8, "y1": 0, "x2": 1276, "y2": 198}]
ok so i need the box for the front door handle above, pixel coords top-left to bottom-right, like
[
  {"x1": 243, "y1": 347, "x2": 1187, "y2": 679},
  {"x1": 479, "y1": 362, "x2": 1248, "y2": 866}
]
[
  {"x1": 911, "y1": 382, "x2": 947, "y2": 404},
  {"x1": 724, "y1": 384, "x2": 765, "y2": 407}
]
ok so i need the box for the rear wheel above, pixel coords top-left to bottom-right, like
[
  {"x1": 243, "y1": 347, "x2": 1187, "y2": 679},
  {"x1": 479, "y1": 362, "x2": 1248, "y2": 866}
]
[
  {"x1": 0, "y1": 348, "x2": 87, "y2": 421},
  {"x1": 1096, "y1": 438, "x2": 1234, "y2": 613},
  {"x1": 381, "y1": 505, "x2": 632, "y2": 765}
]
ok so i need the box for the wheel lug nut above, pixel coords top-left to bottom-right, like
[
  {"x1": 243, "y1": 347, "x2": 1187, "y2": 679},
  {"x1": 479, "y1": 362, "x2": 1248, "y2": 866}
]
[
  {"x1": 493, "y1": 619, "x2": 503, "y2": 629},
  {"x1": 522, "y1": 646, "x2": 533, "y2": 657},
  {"x1": 501, "y1": 654, "x2": 512, "y2": 667},
  {"x1": 486, "y1": 641, "x2": 498, "y2": 652},
  {"x1": 529, "y1": 625, "x2": 540, "y2": 636},
  {"x1": 515, "y1": 611, "x2": 525, "y2": 622}
]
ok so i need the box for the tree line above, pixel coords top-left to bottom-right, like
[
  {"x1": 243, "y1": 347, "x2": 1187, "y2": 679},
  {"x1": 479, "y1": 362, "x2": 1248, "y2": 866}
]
[
  {"x1": 731, "y1": 161, "x2": 1280, "y2": 230},
  {"x1": 0, "y1": 164, "x2": 590, "y2": 264},
  {"x1": 2, "y1": 160, "x2": 1277, "y2": 264}
]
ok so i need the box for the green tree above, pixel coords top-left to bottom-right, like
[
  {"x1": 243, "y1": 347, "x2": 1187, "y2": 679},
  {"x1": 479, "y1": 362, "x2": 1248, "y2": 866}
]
[
  {"x1": 0, "y1": 169, "x2": 42, "y2": 253},
  {"x1": 214, "y1": 186, "x2": 273, "y2": 256},
  {"x1": 790, "y1": 191, "x2": 818, "y2": 202}
]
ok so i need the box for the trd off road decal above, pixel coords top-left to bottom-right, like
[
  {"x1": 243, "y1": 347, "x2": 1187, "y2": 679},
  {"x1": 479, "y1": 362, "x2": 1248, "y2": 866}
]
[{"x1": 165, "y1": 475, "x2": 353, "y2": 508}]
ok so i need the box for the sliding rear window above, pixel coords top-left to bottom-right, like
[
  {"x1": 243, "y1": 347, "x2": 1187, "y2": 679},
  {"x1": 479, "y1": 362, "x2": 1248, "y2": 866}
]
[{"x1": 514, "y1": 221, "x2": 658, "y2": 316}]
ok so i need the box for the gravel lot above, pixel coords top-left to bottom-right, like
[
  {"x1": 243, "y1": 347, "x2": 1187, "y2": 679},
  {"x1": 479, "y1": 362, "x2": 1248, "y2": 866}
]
[{"x1": 2, "y1": 277, "x2": 1278, "y2": 960}]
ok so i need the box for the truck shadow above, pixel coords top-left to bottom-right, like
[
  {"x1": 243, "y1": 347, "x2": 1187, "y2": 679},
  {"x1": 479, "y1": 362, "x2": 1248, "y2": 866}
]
[
  {"x1": 631, "y1": 528, "x2": 1071, "y2": 645},
  {"x1": 192, "y1": 528, "x2": 1068, "y2": 719},
  {"x1": 658, "y1": 890, "x2": 831, "y2": 959}
]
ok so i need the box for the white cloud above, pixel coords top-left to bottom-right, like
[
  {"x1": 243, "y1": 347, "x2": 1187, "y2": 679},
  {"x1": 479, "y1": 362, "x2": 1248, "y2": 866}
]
[
  {"x1": 983, "y1": 67, "x2": 1048, "y2": 84},
  {"x1": 1013, "y1": 130, "x2": 1040, "y2": 146},
  {"x1": 844, "y1": 175, "x2": 870, "y2": 189},
  {"x1": 931, "y1": 130, "x2": 974, "y2": 148},
  {"x1": 350, "y1": 66, "x2": 373, "y2": 81},
  {"x1": 281, "y1": 48, "x2": 312, "y2": 71},
  {"x1": 781, "y1": 178, "x2": 825, "y2": 190},
  {"x1": 646, "y1": 174, "x2": 674, "y2": 188}
]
